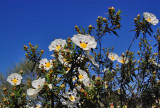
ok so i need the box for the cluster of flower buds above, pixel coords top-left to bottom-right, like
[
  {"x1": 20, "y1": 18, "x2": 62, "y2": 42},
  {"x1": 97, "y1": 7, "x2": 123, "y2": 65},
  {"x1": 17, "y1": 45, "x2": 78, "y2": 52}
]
[
  {"x1": 24, "y1": 43, "x2": 44, "y2": 62},
  {"x1": 3, "y1": 98, "x2": 9, "y2": 105},
  {"x1": 108, "y1": 7, "x2": 115, "y2": 14}
]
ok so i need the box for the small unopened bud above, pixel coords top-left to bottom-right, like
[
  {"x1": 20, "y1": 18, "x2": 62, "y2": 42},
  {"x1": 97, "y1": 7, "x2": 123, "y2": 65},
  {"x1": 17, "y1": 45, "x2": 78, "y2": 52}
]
[
  {"x1": 11, "y1": 93, "x2": 15, "y2": 97},
  {"x1": 22, "y1": 93, "x2": 26, "y2": 97},
  {"x1": 60, "y1": 84, "x2": 65, "y2": 89},
  {"x1": 75, "y1": 25, "x2": 78, "y2": 29},
  {"x1": 23, "y1": 45, "x2": 28, "y2": 51},
  {"x1": 96, "y1": 75, "x2": 101, "y2": 81},
  {"x1": 29, "y1": 42, "x2": 31, "y2": 46},
  {"x1": 121, "y1": 53, "x2": 125, "y2": 56},
  {"x1": 111, "y1": 7, "x2": 115, "y2": 10},
  {"x1": 98, "y1": 16, "x2": 101, "y2": 20},
  {"x1": 89, "y1": 25, "x2": 92, "y2": 30},
  {"x1": 137, "y1": 14, "x2": 140, "y2": 20},
  {"x1": 110, "y1": 103, "x2": 114, "y2": 108},
  {"x1": 153, "y1": 71, "x2": 156, "y2": 74},
  {"x1": 158, "y1": 36, "x2": 160, "y2": 42},
  {"x1": 116, "y1": 67, "x2": 119, "y2": 70},
  {"x1": 103, "y1": 18, "x2": 107, "y2": 23},
  {"x1": 80, "y1": 88, "x2": 85, "y2": 93},
  {"x1": 116, "y1": 63, "x2": 119, "y2": 67},
  {"x1": 20, "y1": 70, "x2": 23, "y2": 74},
  {"x1": 3, "y1": 98, "x2": 7, "y2": 102},
  {"x1": 134, "y1": 18, "x2": 137, "y2": 21},
  {"x1": 41, "y1": 50, "x2": 44, "y2": 54},
  {"x1": 25, "y1": 53, "x2": 28, "y2": 58},
  {"x1": 84, "y1": 92, "x2": 87, "y2": 97},
  {"x1": 74, "y1": 83, "x2": 78, "y2": 87},
  {"x1": 3, "y1": 87, "x2": 7, "y2": 91}
]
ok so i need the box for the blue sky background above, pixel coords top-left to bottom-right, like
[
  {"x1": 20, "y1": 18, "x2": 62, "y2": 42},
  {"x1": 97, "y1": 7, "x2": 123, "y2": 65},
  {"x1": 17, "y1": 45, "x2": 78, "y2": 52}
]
[{"x1": 0, "y1": 0, "x2": 160, "y2": 74}]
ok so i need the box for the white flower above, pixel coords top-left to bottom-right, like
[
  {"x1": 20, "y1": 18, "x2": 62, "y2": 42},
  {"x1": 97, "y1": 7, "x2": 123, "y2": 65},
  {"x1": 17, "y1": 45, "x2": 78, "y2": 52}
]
[
  {"x1": 71, "y1": 34, "x2": 97, "y2": 50},
  {"x1": 58, "y1": 54, "x2": 71, "y2": 67},
  {"x1": 48, "y1": 84, "x2": 52, "y2": 90},
  {"x1": 143, "y1": 12, "x2": 159, "y2": 25},
  {"x1": 27, "y1": 77, "x2": 45, "y2": 100},
  {"x1": 78, "y1": 68, "x2": 89, "y2": 82},
  {"x1": 39, "y1": 58, "x2": 53, "y2": 70},
  {"x1": 7, "y1": 73, "x2": 22, "y2": 85},
  {"x1": 108, "y1": 52, "x2": 119, "y2": 61},
  {"x1": 49, "y1": 39, "x2": 66, "y2": 51},
  {"x1": 83, "y1": 78, "x2": 94, "y2": 89},
  {"x1": 85, "y1": 50, "x2": 99, "y2": 68},
  {"x1": 62, "y1": 89, "x2": 79, "y2": 108},
  {"x1": 102, "y1": 68, "x2": 109, "y2": 73},
  {"x1": 117, "y1": 56, "x2": 129, "y2": 64},
  {"x1": 36, "y1": 104, "x2": 42, "y2": 108}
]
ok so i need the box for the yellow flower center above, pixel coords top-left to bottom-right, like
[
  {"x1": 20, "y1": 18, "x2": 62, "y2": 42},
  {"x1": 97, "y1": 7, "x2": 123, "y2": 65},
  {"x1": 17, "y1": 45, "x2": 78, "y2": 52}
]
[
  {"x1": 67, "y1": 68, "x2": 70, "y2": 71},
  {"x1": 56, "y1": 45, "x2": 61, "y2": 50},
  {"x1": 79, "y1": 74, "x2": 83, "y2": 79},
  {"x1": 46, "y1": 62, "x2": 51, "y2": 68},
  {"x1": 63, "y1": 58, "x2": 69, "y2": 63},
  {"x1": 12, "y1": 78, "x2": 18, "y2": 84},
  {"x1": 147, "y1": 18, "x2": 151, "y2": 22},
  {"x1": 72, "y1": 78, "x2": 76, "y2": 81},
  {"x1": 105, "y1": 84, "x2": 108, "y2": 88},
  {"x1": 69, "y1": 96, "x2": 75, "y2": 102},
  {"x1": 111, "y1": 56, "x2": 115, "y2": 60},
  {"x1": 121, "y1": 60, "x2": 125, "y2": 64},
  {"x1": 80, "y1": 42, "x2": 87, "y2": 49}
]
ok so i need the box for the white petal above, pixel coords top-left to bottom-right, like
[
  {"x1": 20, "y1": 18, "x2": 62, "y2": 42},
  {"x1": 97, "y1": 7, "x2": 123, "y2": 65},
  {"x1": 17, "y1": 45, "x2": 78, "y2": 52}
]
[{"x1": 48, "y1": 84, "x2": 52, "y2": 90}]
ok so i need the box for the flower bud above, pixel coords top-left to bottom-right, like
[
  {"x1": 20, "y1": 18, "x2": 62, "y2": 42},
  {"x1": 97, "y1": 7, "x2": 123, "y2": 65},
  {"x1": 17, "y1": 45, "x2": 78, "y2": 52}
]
[
  {"x1": 137, "y1": 14, "x2": 140, "y2": 20},
  {"x1": 153, "y1": 71, "x2": 156, "y2": 74},
  {"x1": 11, "y1": 93, "x2": 15, "y2": 97},
  {"x1": 22, "y1": 93, "x2": 26, "y2": 97},
  {"x1": 96, "y1": 75, "x2": 100, "y2": 81},
  {"x1": 3, "y1": 87, "x2": 7, "y2": 91},
  {"x1": 116, "y1": 63, "x2": 119, "y2": 67},
  {"x1": 41, "y1": 50, "x2": 44, "y2": 54},
  {"x1": 60, "y1": 84, "x2": 65, "y2": 89},
  {"x1": 158, "y1": 36, "x2": 160, "y2": 42},
  {"x1": 75, "y1": 25, "x2": 78, "y2": 29},
  {"x1": 110, "y1": 103, "x2": 114, "y2": 108},
  {"x1": 29, "y1": 42, "x2": 31, "y2": 46},
  {"x1": 25, "y1": 53, "x2": 29, "y2": 58},
  {"x1": 74, "y1": 83, "x2": 78, "y2": 87},
  {"x1": 89, "y1": 25, "x2": 92, "y2": 30},
  {"x1": 3, "y1": 98, "x2": 7, "y2": 102},
  {"x1": 80, "y1": 88, "x2": 85, "y2": 93},
  {"x1": 103, "y1": 18, "x2": 107, "y2": 23},
  {"x1": 84, "y1": 92, "x2": 88, "y2": 97},
  {"x1": 98, "y1": 16, "x2": 101, "y2": 20}
]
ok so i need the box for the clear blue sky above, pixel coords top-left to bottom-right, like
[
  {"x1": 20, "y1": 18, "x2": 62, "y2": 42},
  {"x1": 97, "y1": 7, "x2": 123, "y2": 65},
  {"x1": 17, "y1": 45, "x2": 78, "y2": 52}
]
[{"x1": 0, "y1": 0, "x2": 160, "y2": 74}]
